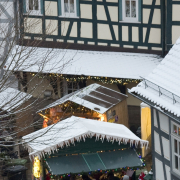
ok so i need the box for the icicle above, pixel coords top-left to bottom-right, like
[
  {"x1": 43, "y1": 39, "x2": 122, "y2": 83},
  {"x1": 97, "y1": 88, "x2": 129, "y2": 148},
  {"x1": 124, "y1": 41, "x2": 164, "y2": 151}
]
[
  {"x1": 96, "y1": 134, "x2": 100, "y2": 141},
  {"x1": 118, "y1": 138, "x2": 122, "y2": 145}
]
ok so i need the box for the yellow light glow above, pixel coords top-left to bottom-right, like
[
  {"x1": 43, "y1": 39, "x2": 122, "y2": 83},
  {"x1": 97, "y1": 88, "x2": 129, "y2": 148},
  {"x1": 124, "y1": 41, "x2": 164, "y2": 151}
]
[
  {"x1": 33, "y1": 157, "x2": 40, "y2": 178},
  {"x1": 141, "y1": 107, "x2": 151, "y2": 157},
  {"x1": 100, "y1": 116, "x2": 104, "y2": 121}
]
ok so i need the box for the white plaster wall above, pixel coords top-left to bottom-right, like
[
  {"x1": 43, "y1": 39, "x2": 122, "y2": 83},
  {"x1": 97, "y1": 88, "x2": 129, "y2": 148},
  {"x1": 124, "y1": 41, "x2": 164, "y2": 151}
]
[
  {"x1": 46, "y1": 19, "x2": 58, "y2": 35},
  {"x1": 172, "y1": 5, "x2": 180, "y2": 21},
  {"x1": 143, "y1": 27, "x2": 147, "y2": 42},
  {"x1": 143, "y1": 0, "x2": 152, "y2": 5},
  {"x1": 155, "y1": 158, "x2": 165, "y2": 180},
  {"x1": 152, "y1": 9, "x2": 161, "y2": 24},
  {"x1": 154, "y1": 131, "x2": 161, "y2": 155},
  {"x1": 165, "y1": 165, "x2": 171, "y2": 180},
  {"x1": 149, "y1": 28, "x2": 161, "y2": 44},
  {"x1": 80, "y1": 4, "x2": 92, "y2": 19},
  {"x1": 132, "y1": 27, "x2": 139, "y2": 42},
  {"x1": 159, "y1": 112, "x2": 169, "y2": 134},
  {"x1": 61, "y1": 21, "x2": 70, "y2": 36},
  {"x1": 113, "y1": 25, "x2": 119, "y2": 40},
  {"x1": 122, "y1": 26, "x2": 129, "y2": 41},
  {"x1": 81, "y1": 22, "x2": 93, "y2": 38},
  {"x1": 172, "y1": 26, "x2": 180, "y2": 44},
  {"x1": 97, "y1": 24, "x2": 112, "y2": 40},
  {"x1": 162, "y1": 137, "x2": 170, "y2": 160},
  {"x1": 143, "y1": 9, "x2": 150, "y2": 23},
  {"x1": 45, "y1": 1, "x2": 58, "y2": 16},
  {"x1": 154, "y1": 109, "x2": 158, "y2": 127},
  {"x1": 24, "y1": 18, "x2": 42, "y2": 34},
  {"x1": 97, "y1": 5, "x2": 107, "y2": 20},
  {"x1": 70, "y1": 22, "x2": 77, "y2": 37},
  {"x1": 108, "y1": 6, "x2": 118, "y2": 22}
]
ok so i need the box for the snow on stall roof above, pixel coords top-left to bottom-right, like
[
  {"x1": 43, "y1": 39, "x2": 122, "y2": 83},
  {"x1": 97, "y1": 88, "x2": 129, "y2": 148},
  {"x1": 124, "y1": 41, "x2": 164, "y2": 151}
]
[
  {"x1": 4, "y1": 46, "x2": 162, "y2": 79},
  {"x1": 38, "y1": 83, "x2": 127, "y2": 114},
  {"x1": 0, "y1": 87, "x2": 32, "y2": 112},
  {"x1": 22, "y1": 116, "x2": 149, "y2": 159},
  {"x1": 129, "y1": 37, "x2": 180, "y2": 117}
]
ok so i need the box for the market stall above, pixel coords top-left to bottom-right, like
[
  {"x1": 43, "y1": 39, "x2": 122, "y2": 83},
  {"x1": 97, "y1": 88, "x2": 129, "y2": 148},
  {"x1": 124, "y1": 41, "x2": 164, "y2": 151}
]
[
  {"x1": 22, "y1": 116, "x2": 148, "y2": 180},
  {"x1": 38, "y1": 83, "x2": 129, "y2": 128}
]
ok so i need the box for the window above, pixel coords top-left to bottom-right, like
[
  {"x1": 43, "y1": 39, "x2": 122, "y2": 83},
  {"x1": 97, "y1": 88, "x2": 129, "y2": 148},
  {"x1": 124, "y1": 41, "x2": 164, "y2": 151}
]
[
  {"x1": 120, "y1": 0, "x2": 141, "y2": 23},
  {"x1": 26, "y1": 0, "x2": 41, "y2": 15},
  {"x1": 61, "y1": 0, "x2": 77, "y2": 17},
  {"x1": 123, "y1": 0, "x2": 138, "y2": 22},
  {"x1": 172, "y1": 122, "x2": 180, "y2": 175},
  {"x1": 62, "y1": 80, "x2": 79, "y2": 96}
]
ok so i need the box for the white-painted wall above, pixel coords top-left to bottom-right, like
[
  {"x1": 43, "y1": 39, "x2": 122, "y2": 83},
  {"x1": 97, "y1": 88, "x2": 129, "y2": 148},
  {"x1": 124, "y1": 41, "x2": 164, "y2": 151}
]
[
  {"x1": 159, "y1": 111, "x2": 169, "y2": 134},
  {"x1": 154, "y1": 130, "x2": 161, "y2": 155},
  {"x1": 155, "y1": 158, "x2": 165, "y2": 180}
]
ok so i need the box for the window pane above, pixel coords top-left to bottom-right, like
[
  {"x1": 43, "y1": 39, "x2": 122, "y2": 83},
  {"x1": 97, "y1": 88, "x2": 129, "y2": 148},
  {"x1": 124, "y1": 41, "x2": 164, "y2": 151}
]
[
  {"x1": 34, "y1": 0, "x2": 39, "y2": 10},
  {"x1": 64, "y1": 0, "x2": 69, "y2": 13},
  {"x1": 173, "y1": 124, "x2": 177, "y2": 134},
  {"x1": 175, "y1": 155, "x2": 178, "y2": 169},
  {"x1": 29, "y1": 0, "x2": 33, "y2": 10},
  {"x1": 179, "y1": 142, "x2": 180, "y2": 155},
  {"x1": 178, "y1": 127, "x2": 180, "y2": 136},
  {"x1": 131, "y1": 1, "x2": 136, "y2": 17},
  {"x1": 125, "y1": 0, "x2": 130, "y2": 17},
  {"x1": 175, "y1": 139, "x2": 178, "y2": 153},
  {"x1": 70, "y1": 0, "x2": 74, "y2": 13}
]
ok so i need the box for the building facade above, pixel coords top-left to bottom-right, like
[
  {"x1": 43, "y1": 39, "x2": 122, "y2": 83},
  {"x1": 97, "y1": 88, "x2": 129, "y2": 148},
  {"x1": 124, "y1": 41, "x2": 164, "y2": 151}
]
[{"x1": 129, "y1": 37, "x2": 180, "y2": 180}]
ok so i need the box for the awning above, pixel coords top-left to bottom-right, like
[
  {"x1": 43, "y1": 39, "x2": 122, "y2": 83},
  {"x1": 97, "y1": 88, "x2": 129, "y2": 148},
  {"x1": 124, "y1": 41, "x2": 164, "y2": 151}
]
[
  {"x1": 46, "y1": 149, "x2": 142, "y2": 175},
  {"x1": 22, "y1": 116, "x2": 149, "y2": 159},
  {"x1": 4, "y1": 46, "x2": 162, "y2": 79}
]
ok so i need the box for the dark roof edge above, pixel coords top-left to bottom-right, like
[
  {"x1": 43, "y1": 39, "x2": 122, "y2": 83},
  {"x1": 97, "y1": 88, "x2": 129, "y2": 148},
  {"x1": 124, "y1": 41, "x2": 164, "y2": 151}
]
[
  {"x1": 19, "y1": 39, "x2": 166, "y2": 56},
  {"x1": 128, "y1": 90, "x2": 180, "y2": 124}
]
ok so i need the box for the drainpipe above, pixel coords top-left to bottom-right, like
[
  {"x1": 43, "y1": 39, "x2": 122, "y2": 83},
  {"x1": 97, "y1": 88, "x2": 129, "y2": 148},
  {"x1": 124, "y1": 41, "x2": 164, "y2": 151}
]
[{"x1": 161, "y1": 0, "x2": 166, "y2": 57}]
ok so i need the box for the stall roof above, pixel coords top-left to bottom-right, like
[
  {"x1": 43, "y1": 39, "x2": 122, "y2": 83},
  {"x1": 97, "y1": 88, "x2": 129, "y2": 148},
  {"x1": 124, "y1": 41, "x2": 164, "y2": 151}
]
[
  {"x1": 46, "y1": 149, "x2": 142, "y2": 175},
  {"x1": 129, "y1": 37, "x2": 180, "y2": 117},
  {"x1": 38, "y1": 83, "x2": 127, "y2": 114},
  {"x1": 22, "y1": 116, "x2": 148, "y2": 159},
  {"x1": 0, "y1": 87, "x2": 32, "y2": 112},
  {"x1": 4, "y1": 46, "x2": 162, "y2": 79}
]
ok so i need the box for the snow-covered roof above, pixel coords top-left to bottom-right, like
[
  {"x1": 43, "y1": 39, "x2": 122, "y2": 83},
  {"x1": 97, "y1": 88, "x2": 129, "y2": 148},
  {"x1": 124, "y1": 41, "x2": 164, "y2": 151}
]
[
  {"x1": 22, "y1": 116, "x2": 149, "y2": 159},
  {"x1": 129, "y1": 37, "x2": 180, "y2": 117},
  {"x1": 38, "y1": 83, "x2": 127, "y2": 114},
  {"x1": 0, "y1": 87, "x2": 32, "y2": 112},
  {"x1": 4, "y1": 46, "x2": 162, "y2": 79}
]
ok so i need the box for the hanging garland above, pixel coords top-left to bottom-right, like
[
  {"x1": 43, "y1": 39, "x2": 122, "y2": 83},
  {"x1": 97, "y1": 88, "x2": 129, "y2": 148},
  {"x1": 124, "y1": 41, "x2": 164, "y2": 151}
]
[{"x1": 30, "y1": 73, "x2": 141, "y2": 85}]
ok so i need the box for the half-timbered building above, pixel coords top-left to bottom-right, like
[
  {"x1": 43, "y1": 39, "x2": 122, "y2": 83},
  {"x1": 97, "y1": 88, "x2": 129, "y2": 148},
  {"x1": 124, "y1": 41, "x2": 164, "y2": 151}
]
[
  {"x1": 3, "y1": 0, "x2": 180, "y2": 130},
  {"x1": 129, "y1": 37, "x2": 180, "y2": 180}
]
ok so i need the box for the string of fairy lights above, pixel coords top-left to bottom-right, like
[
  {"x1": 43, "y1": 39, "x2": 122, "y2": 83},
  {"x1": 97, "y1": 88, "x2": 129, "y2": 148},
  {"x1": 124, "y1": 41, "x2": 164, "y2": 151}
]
[
  {"x1": 30, "y1": 73, "x2": 141, "y2": 85},
  {"x1": 43, "y1": 151, "x2": 146, "y2": 179}
]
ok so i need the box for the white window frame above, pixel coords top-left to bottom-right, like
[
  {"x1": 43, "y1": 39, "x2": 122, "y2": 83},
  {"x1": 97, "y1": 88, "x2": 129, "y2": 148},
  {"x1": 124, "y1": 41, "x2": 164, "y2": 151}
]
[
  {"x1": 122, "y1": 0, "x2": 138, "y2": 22},
  {"x1": 63, "y1": 80, "x2": 79, "y2": 96},
  {"x1": 171, "y1": 122, "x2": 180, "y2": 175},
  {"x1": 26, "y1": 0, "x2": 41, "y2": 15},
  {"x1": 61, "y1": 0, "x2": 77, "y2": 18}
]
